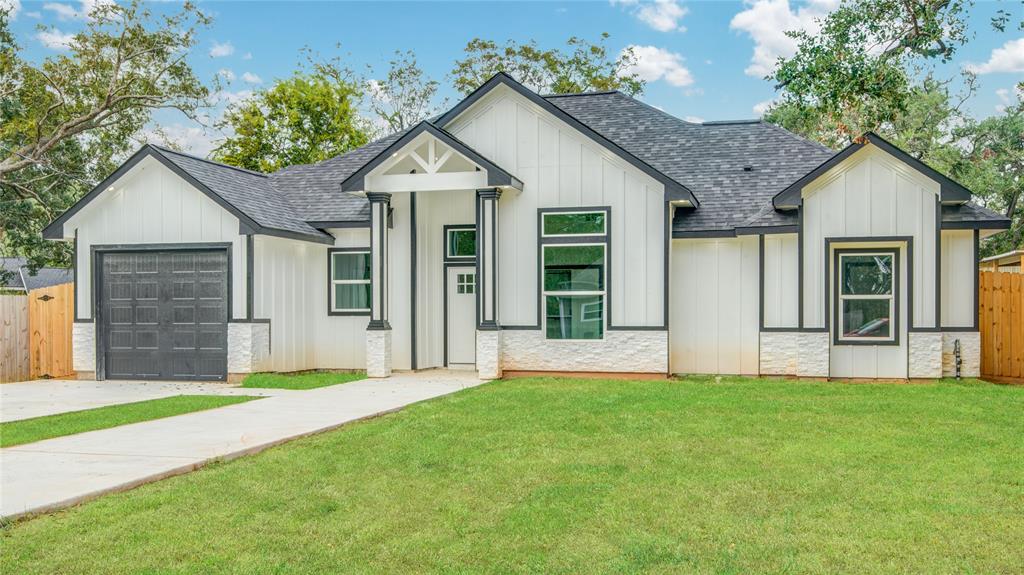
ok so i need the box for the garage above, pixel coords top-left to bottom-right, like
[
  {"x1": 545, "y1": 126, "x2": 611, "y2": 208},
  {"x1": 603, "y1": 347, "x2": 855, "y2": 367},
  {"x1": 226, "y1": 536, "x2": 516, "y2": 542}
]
[{"x1": 96, "y1": 248, "x2": 229, "y2": 381}]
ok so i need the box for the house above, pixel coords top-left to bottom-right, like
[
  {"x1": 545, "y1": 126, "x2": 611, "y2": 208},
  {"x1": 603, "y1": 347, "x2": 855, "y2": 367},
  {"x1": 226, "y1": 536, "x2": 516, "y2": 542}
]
[
  {"x1": 42, "y1": 73, "x2": 1010, "y2": 382},
  {"x1": 980, "y1": 250, "x2": 1022, "y2": 273}
]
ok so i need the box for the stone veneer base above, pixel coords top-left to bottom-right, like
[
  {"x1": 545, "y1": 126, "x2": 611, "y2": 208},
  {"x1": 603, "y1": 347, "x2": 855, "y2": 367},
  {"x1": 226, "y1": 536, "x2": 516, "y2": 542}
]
[
  {"x1": 72, "y1": 321, "x2": 96, "y2": 373},
  {"x1": 366, "y1": 329, "x2": 393, "y2": 378},
  {"x1": 941, "y1": 331, "x2": 980, "y2": 378},
  {"x1": 908, "y1": 332, "x2": 943, "y2": 379},
  {"x1": 502, "y1": 329, "x2": 668, "y2": 373},
  {"x1": 475, "y1": 330, "x2": 502, "y2": 379}
]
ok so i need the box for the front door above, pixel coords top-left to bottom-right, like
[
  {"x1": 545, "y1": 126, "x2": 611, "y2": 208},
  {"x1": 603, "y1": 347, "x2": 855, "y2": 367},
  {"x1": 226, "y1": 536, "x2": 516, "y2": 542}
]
[{"x1": 446, "y1": 266, "x2": 476, "y2": 368}]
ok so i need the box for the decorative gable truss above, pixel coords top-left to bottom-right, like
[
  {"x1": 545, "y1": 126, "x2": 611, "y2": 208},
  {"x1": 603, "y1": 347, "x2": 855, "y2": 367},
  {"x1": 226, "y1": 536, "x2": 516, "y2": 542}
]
[{"x1": 340, "y1": 121, "x2": 523, "y2": 195}]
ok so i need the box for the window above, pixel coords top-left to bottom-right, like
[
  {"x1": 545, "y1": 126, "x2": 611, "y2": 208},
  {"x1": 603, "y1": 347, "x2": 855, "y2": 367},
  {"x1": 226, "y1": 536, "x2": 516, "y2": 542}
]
[
  {"x1": 836, "y1": 251, "x2": 896, "y2": 343},
  {"x1": 446, "y1": 227, "x2": 476, "y2": 259},
  {"x1": 456, "y1": 272, "x2": 475, "y2": 294},
  {"x1": 542, "y1": 211, "x2": 607, "y2": 237},
  {"x1": 543, "y1": 244, "x2": 605, "y2": 340},
  {"x1": 330, "y1": 250, "x2": 371, "y2": 314}
]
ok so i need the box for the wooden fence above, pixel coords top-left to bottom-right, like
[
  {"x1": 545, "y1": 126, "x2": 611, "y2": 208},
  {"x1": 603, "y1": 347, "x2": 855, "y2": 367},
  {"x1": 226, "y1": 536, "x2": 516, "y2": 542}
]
[
  {"x1": 1, "y1": 294, "x2": 30, "y2": 382},
  {"x1": 979, "y1": 270, "x2": 1024, "y2": 382},
  {"x1": 0, "y1": 283, "x2": 74, "y2": 383}
]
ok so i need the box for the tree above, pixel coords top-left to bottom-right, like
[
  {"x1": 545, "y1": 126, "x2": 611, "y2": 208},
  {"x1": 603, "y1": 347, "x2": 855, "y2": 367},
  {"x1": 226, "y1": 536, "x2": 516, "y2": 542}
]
[
  {"x1": 768, "y1": 0, "x2": 974, "y2": 144},
  {"x1": 450, "y1": 33, "x2": 644, "y2": 96},
  {"x1": 213, "y1": 56, "x2": 370, "y2": 172},
  {"x1": 0, "y1": 1, "x2": 211, "y2": 270},
  {"x1": 367, "y1": 50, "x2": 444, "y2": 135}
]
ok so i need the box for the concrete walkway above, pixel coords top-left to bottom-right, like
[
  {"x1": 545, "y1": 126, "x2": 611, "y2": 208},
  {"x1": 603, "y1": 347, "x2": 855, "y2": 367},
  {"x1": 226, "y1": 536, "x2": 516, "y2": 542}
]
[
  {"x1": 0, "y1": 371, "x2": 485, "y2": 520},
  {"x1": 0, "y1": 380, "x2": 290, "y2": 423}
]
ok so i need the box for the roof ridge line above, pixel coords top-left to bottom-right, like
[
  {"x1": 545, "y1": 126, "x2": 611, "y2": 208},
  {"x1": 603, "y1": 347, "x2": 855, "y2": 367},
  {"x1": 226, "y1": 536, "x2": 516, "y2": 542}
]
[
  {"x1": 149, "y1": 144, "x2": 269, "y2": 178},
  {"x1": 701, "y1": 119, "x2": 762, "y2": 126},
  {"x1": 542, "y1": 90, "x2": 621, "y2": 98}
]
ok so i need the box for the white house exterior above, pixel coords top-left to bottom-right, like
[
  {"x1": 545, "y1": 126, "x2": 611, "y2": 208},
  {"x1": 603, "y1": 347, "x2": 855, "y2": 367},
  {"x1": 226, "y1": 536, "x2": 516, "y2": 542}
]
[{"x1": 43, "y1": 73, "x2": 1010, "y2": 382}]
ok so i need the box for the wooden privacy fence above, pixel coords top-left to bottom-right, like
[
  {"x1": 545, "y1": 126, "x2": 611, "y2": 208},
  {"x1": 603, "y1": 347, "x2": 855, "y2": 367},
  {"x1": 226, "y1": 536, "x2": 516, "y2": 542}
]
[
  {"x1": 0, "y1": 283, "x2": 74, "y2": 383},
  {"x1": 979, "y1": 270, "x2": 1024, "y2": 382}
]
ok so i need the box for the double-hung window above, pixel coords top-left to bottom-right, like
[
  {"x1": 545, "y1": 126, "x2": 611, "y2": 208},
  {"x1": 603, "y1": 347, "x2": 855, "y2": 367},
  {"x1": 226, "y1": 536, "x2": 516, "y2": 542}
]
[
  {"x1": 835, "y1": 250, "x2": 897, "y2": 344},
  {"x1": 540, "y1": 209, "x2": 608, "y2": 340},
  {"x1": 329, "y1": 249, "x2": 371, "y2": 314}
]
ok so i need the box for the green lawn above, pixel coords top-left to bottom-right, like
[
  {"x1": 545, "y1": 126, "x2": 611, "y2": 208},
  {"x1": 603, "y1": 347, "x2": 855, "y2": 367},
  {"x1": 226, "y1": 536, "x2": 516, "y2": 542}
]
[
  {"x1": 240, "y1": 370, "x2": 366, "y2": 390},
  {"x1": 0, "y1": 395, "x2": 259, "y2": 448},
  {"x1": 3, "y1": 376, "x2": 1022, "y2": 574}
]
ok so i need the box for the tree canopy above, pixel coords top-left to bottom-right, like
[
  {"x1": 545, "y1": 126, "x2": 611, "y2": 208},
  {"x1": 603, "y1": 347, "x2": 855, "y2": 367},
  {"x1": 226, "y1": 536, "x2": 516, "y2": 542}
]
[{"x1": 0, "y1": 0, "x2": 210, "y2": 270}]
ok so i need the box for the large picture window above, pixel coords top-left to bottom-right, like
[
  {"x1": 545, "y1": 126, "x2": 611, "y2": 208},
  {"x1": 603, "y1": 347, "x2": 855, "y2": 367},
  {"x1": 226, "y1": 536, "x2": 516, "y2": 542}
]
[
  {"x1": 538, "y1": 208, "x2": 610, "y2": 340},
  {"x1": 329, "y1": 249, "x2": 371, "y2": 314},
  {"x1": 835, "y1": 250, "x2": 897, "y2": 344}
]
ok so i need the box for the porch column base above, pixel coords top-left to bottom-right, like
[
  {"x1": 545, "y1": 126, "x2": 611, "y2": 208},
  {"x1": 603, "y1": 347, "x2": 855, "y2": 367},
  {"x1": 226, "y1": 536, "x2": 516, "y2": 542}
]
[
  {"x1": 476, "y1": 329, "x2": 502, "y2": 380},
  {"x1": 796, "y1": 332, "x2": 830, "y2": 377},
  {"x1": 366, "y1": 328, "x2": 393, "y2": 378}
]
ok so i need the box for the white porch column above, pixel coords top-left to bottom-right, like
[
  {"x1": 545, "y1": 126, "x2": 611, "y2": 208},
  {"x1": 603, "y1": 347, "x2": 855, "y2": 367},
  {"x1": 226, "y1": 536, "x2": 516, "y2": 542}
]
[
  {"x1": 476, "y1": 188, "x2": 502, "y2": 379},
  {"x1": 366, "y1": 192, "x2": 392, "y2": 377}
]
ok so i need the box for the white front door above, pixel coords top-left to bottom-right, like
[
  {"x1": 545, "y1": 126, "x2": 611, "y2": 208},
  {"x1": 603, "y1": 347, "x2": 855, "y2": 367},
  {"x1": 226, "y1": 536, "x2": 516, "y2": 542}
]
[{"x1": 446, "y1": 267, "x2": 476, "y2": 367}]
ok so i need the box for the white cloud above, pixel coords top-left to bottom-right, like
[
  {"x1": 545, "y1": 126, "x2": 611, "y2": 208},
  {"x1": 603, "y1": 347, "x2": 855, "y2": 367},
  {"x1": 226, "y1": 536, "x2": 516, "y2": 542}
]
[
  {"x1": 26, "y1": 10, "x2": 40, "y2": 18},
  {"x1": 966, "y1": 38, "x2": 1024, "y2": 75},
  {"x1": 242, "y1": 52, "x2": 253, "y2": 60},
  {"x1": 241, "y1": 72, "x2": 262, "y2": 84},
  {"x1": 995, "y1": 85, "x2": 1023, "y2": 113},
  {"x1": 753, "y1": 99, "x2": 774, "y2": 116},
  {"x1": 36, "y1": 28, "x2": 75, "y2": 50},
  {"x1": 613, "y1": 0, "x2": 688, "y2": 33},
  {"x1": 0, "y1": 0, "x2": 20, "y2": 19},
  {"x1": 730, "y1": 0, "x2": 838, "y2": 77},
  {"x1": 43, "y1": 0, "x2": 114, "y2": 21},
  {"x1": 209, "y1": 41, "x2": 235, "y2": 58},
  {"x1": 212, "y1": 89, "x2": 254, "y2": 106},
  {"x1": 217, "y1": 68, "x2": 236, "y2": 82},
  {"x1": 683, "y1": 115, "x2": 704, "y2": 123},
  {"x1": 636, "y1": 0, "x2": 688, "y2": 32},
  {"x1": 622, "y1": 45, "x2": 694, "y2": 88}
]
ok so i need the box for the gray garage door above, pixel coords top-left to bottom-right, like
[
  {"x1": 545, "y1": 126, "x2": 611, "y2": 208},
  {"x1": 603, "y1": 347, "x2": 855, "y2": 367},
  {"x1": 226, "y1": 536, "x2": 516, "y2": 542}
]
[{"x1": 98, "y1": 249, "x2": 228, "y2": 381}]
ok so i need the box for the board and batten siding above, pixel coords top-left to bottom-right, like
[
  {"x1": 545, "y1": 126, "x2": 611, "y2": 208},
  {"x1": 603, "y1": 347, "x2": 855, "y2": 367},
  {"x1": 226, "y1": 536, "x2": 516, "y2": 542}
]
[
  {"x1": 445, "y1": 85, "x2": 666, "y2": 328},
  {"x1": 670, "y1": 237, "x2": 760, "y2": 375},
  {"x1": 253, "y1": 229, "x2": 371, "y2": 372},
  {"x1": 66, "y1": 156, "x2": 247, "y2": 321},
  {"x1": 762, "y1": 234, "x2": 799, "y2": 329},
  {"x1": 802, "y1": 145, "x2": 939, "y2": 330},
  {"x1": 941, "y1": 229, "x2": 975, "y2": 328}
]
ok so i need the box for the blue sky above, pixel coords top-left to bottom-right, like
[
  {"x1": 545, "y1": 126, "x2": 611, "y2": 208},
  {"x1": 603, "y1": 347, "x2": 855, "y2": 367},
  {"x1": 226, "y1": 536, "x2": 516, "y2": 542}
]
[{"x1": 5, "y1": 0, "x2": 1023, "y2": 157}]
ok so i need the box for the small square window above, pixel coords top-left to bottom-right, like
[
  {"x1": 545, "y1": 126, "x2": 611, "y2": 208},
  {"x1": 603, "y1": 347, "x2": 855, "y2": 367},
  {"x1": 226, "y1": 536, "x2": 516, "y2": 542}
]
[
  {"x1": 447, "y1": 228, "x2": 476, "y2": 259},
  {"x1": 456, "y1": 272, "x2": 475, "y2": 294}
]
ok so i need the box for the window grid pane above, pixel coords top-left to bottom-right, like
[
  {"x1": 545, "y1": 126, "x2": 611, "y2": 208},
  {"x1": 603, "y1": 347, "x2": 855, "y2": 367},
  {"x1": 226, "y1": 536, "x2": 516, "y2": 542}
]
[
  {"x1": 543, "y1": 245, "x2": 605, "y2": 292},
  {"x1": 837, "y1": 252, "x2": 896, "y2": 342},
  {"x1": 332, "y1": 252, "x2": 371, "y2": 281},
  {"x1": 331, "y1": 251, "x2": 371, "y2": 312},
  {"x1": 542, "y1": 212, "x2": 606, "y2": 236},
  {"x1": 448, "y1": 229, "x2": 476, "y2": 258}
]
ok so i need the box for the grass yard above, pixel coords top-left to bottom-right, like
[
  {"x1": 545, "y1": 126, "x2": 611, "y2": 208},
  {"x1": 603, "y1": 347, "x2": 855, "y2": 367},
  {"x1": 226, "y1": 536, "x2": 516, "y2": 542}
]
[
  {"x1": 2, "y1": 376, "x2": 1022, "y2": 574},
  {"x1": 0, "y1": 395, "x2": 259, "y2": 448},
  {"x1": 240, "y1": 370, "x2": 366, "y2": 390}
]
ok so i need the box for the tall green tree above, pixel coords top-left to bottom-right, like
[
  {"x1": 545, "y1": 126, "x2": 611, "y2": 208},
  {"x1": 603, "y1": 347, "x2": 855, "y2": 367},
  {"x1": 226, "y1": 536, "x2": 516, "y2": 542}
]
[
  {"x1": 213, "y1": 56, "x2": 370, "y2": 172},
  {"x1": 450, "y1": 33, "x2": 644, "y2": 96},
  {"x1": 367, "y1": 50, "x2": 444, "y2": 135},
  {"x1": 0, "y1": 1, "x2": 211, "y2": 270}
]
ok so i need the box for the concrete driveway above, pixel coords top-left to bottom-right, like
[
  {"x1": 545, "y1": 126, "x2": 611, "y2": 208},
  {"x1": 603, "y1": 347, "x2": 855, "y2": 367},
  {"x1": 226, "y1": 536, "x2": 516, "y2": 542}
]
[
  {"x1": 0, "y1": 379, "x2": 288, "y2": 423},
  {"x1": 0, "y1": 371, "x2": 485, "y2": 520}
]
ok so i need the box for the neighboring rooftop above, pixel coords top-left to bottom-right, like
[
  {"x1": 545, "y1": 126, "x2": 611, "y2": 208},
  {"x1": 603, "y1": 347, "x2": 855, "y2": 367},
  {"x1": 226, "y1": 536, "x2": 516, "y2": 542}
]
[{"x1": 0, "y1": 258, "x2": 73, "y2": 291}]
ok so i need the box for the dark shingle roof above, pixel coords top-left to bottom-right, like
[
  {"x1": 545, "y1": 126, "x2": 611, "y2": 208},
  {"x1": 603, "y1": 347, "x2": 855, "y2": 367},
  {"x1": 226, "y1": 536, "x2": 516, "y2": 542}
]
[
  {"x1": 544, "y1": 92, "x2": 835, "y2": 233},
  {"x1": 942, "y1": 203, "x2": 1011, "y2": 227},
  {"x1": 113, "y1": 85, "x2": 1002, "y2": 238},
  {"x1": 152, "y1": 147, "x2": 330, "y2": 240},
  {"x1": 1, "y1": 258, "x2": 72, "y2": 290}
]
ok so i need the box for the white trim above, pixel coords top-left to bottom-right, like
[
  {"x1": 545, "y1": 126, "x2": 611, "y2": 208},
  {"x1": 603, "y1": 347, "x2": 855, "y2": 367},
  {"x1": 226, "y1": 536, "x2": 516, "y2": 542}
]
[
  {"x1": 330, "y1": 250, "x2": 371, "y2": 313},
  {"x1": 836, "y1": 251, "x2": 896, "y2": 343}
]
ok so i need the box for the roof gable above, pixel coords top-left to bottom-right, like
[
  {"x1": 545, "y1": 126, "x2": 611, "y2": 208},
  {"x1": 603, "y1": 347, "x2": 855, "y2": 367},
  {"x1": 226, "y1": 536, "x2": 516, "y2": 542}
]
[
  {"x1": 435, "y1": 73, "x2": 700, "y2": 206},
  {"x1": 773, "y1": 132, "x2": 973, "y2": 209},
  {"x1": 339, "y1": 121, "x2": 522, "y2": 193}
]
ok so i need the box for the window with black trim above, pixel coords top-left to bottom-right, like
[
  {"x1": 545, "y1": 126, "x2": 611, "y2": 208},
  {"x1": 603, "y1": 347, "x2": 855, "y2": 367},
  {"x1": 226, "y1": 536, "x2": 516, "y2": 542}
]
[
  {"x1": 836, "y1": 251, "x2": 896, "y2": 343},
  {"x1": 456, "y1": 272, "x2": 475, "y2": 294},
  {"x1": 539, "y1": 208, "x2": 609, "y2": 340},
  {"x1": 446, "y1": 227, "x2": 476, "y2": 260},
  {"x1": 329, "y1": 250, "x2": 371, "y2": 314}
]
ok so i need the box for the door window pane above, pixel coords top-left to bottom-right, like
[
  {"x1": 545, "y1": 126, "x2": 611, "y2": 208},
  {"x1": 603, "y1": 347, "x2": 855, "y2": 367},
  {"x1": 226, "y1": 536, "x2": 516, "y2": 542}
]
[
  {"x1": 542, "y1": 212, "x2": 606, "y2": 236},
  {"x1": 545, "y1": 295, "x2": 604, "y2": 340},
  {"x1": 841, "y1": 255, "x2": 893, "y2": 295},
  {"x1": 447, "y1": 229, "x2": 476, "y2": 258},
  {"x1": 543, "y1": 245, "x2": 605, "y2": 291},
  {"x1": 841, "y1": 299, "x2": 891, "y2": 339}
]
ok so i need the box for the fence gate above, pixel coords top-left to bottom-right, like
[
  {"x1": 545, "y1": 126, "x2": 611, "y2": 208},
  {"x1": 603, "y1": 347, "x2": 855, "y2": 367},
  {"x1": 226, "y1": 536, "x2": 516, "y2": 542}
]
[
  {"x1": 979, "y1": 270, "x2": 1024, "y2": 382},
  {"x1": 1, "y1": 294, "x2": 30, "y2": 382},
  {"x1": 28, "y1": 282, "x2": 74, "y2": 380}
]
